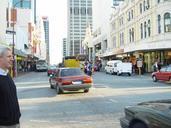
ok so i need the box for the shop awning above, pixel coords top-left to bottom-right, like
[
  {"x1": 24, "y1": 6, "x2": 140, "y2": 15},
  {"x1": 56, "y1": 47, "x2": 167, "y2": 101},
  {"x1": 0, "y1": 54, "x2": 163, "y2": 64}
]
[{"x1": 14, "y1": 49, "x2": 27, "y2": 57}]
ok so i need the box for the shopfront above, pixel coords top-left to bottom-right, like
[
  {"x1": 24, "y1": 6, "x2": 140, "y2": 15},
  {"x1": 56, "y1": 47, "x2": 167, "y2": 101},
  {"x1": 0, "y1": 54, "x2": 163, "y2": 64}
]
[{"x1": 129, "y1": 50, "x2": 171, "y2": 73}]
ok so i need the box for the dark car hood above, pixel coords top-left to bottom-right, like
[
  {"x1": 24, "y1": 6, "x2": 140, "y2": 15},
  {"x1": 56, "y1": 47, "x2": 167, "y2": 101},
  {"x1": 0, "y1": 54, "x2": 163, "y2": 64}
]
[{"x1": 137, "y1": 99, "x2": 171, "y2": 117}]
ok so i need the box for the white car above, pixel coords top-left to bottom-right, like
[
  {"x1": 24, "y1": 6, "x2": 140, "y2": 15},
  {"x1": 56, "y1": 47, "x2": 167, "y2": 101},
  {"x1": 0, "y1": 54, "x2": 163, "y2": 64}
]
[
  {"x1": 105, "y1": 60, "x2": 122, "y2": 74},
  {"x1": 116, "y1": 62, "x2": 132, "y2": 76}
]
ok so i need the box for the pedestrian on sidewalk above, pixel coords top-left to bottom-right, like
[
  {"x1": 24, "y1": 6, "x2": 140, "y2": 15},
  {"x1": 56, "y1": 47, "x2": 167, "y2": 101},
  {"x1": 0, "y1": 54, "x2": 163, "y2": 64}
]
[{"x1": 0, "y1": 46, "x2": 21, "y2": 128}]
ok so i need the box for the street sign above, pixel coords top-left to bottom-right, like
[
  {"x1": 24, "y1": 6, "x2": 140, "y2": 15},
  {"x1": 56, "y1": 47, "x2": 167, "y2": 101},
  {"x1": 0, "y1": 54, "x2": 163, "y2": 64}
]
[
  {"x1": 137, "y1": 60, "x2": 143, "y2": 68},
  {"x1": 6, "y1": 30, "x2": 16, "y2": 34}
]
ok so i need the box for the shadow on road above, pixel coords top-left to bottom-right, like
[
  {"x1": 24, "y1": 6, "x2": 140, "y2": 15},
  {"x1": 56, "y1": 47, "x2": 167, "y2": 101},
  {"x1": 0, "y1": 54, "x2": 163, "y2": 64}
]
[{"x1": 18, "y1": 87, "x2": 56, "y2": 99}]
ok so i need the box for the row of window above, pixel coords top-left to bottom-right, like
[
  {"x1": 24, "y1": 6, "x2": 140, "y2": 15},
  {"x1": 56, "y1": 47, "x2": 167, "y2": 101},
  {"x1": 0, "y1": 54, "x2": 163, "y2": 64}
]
[
  {"x1": 139, "y1": 0, "x2": 150, "y2": 14},
  {"x1": 70, "y1": 7, "x2": 92, "y2": 15},
  {"x1": 140, "y1": 20, "x2": 151, "y2": 39}
]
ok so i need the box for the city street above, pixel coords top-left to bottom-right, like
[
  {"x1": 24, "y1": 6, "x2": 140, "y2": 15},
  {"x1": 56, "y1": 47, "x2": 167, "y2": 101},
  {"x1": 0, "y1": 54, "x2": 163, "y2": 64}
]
[{"x1": 15, "y1": 72, "x2": 171, "y2": 128}]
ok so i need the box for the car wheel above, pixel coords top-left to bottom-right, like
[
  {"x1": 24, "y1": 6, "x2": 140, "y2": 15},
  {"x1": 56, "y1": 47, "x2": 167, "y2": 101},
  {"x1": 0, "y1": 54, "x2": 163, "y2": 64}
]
[
  {"x1": 56, "y1": 85, "x2": 60, "y2": 94},
  {"x1": 84, "y1": 89, "x2": 89, "y2": 93},
  {"x1": 49, "y1": 79, "x2": 54, "y2": 89},
  {"x1": 131, "y1": 122, "x2": 148, "y2": 128},
  {"x1": 50, "y1": 84, "x2": 54, "y2": 89},
  {"x1": 117, "y1": 71, "x2": 120, "y2": 76},
  {"x1": 152, "y1": 75, "x2": 157, "y2": 82},
  {"x1": 56, "y1": 84, "x2": 63, "y2": 94},
  {"x1": 128, "y1": 73, "x2": 131, "y2": 76}
]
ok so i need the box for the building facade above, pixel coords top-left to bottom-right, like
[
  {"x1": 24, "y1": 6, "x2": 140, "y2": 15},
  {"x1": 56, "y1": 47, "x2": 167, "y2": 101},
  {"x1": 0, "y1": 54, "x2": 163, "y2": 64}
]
[
  {"x1": 92, "y1": 0, "x2": 119, "y2": 69},
  {"x1": 67, "y1": 0, "x2": 93, "y2": 56},
  {"x1": 0, "y1": 0, "x2": 9, "y2": 46},
  {"x1": 42, "y1": 16, "x2": 50, "y2": 65},
  {"x1": 99, "y1": 0, "x2": 171, "y2": 72},
  {"x1": 63, "y1": 38, "x2": 67, "y2": 57},
  {"x1": 34, "y1": 17, "x2": 46, "y2": 60}
]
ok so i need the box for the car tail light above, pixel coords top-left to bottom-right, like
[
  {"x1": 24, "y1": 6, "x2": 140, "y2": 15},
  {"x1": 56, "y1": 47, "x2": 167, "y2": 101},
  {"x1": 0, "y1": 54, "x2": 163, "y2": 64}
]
[{"x1": 83, "y1": 77, "x2": 92, "y2": 83}]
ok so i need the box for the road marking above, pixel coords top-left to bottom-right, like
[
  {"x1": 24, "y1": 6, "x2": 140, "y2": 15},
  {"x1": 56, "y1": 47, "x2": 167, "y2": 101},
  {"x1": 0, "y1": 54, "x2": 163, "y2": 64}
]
[
  {"x1": 109, "y1": 99, "x2": 118, "y2": 103},
  {"x1": 30, "y1": 120, "x2": 50, "y2": 123},
  {"x1": 17, "y1": 85, "x2": 49, "y2": 89},
  {"x1": 15, "y1": 81, "x2": 48, "y2": 85}
]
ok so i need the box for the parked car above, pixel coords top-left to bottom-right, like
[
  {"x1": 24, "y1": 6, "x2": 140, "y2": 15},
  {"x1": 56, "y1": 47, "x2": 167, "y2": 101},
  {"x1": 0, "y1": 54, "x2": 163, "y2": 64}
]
[
  {"x1": 120, "y1": 99, "x2": 171, "y2": 128},
  {"x1": 49, "y1": 68, "x2": 93, "y2": 94},
  {"x1": 104, "y1": 60, "x2": 122, "y2": 74},
  {"x1": 36, "y1": 60, "x2": 48, "y2": 72},
  {"x1": 152, "y1": 66, "x2": 171, "y2": 82},
  {"x1": 116, "y1": 62, "x2": 132, "y2": 76},
  {"x1": 47, "y1": 65, "x2": 57, "y2": 76}
]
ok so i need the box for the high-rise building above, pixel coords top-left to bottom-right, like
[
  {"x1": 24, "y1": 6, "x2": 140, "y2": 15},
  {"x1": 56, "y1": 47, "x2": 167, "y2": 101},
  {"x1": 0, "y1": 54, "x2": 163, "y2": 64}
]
[
  {"x1": 63, "y1": 38, "x2": 67, "y2": 57},
  {"x1": 42, "y1": 16, "x2": 50, "y2": 64},
  {"x1": 67, "y1": 0, "x2": 92, "y2": 56}
]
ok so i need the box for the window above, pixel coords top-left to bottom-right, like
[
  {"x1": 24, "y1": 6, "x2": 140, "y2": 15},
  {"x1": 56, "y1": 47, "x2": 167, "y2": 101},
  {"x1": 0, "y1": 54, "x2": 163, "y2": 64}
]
[
  {"x1": 140, "y1": 3, "x2": 142, "y2": 14},
  {"x1": 128, "y1": 11, "x2": 131, "y2": 21},
  {"x1": 129, "y1": 29, "x2": 132, "y2": 42},
  {"x1": 146, "y1": 0, "x2": 150, "y2": 9},
  {"x1": 74, "y1": 7, "x2": 79, "y2": 15},
  {"x1": 70, "y1": 8, "x2": 73, "y2": 14},
  {"x1": 81, "y1": 7, "x2": 86, "y2": 15},
  {"x1": 104, "y1": 40, "x2": 107, "y2": 50},
  {"x1": 132, "y1": 28, "x2": 134, "y2": 42},
  {"x1": 143, "y1": 0, "x2": 146, "y2": 11},
  {"x1": 147, "y1": 20, "x2": 151, "y2": 37},
  {"x1": 131, "y1": 10, "x2": 134, "y2": 19},
  {"x1": 158, "y1": 15, "x2": 161, "y2": 33},
  {"x1": 141, "y1": 23, "x2": 143, "y2": 39},
  {"x1": 164, "y1": 12, "x2": 171, "y2": 32},
  {"x1": 87, "y1": 8, "x2": 92, "y2": 15},
  {"x1": 144, "y1": 21, "x2": 147, "y2": 38}
]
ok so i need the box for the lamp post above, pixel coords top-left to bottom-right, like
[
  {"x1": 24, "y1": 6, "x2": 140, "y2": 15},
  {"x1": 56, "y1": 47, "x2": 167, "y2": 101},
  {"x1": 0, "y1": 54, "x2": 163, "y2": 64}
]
[
  {"x1": 12, "y1": 0, "x2": 21, "y2": 77},
  {"x1": 12, "y1": 0, "x2": 29, "y2": 77}
]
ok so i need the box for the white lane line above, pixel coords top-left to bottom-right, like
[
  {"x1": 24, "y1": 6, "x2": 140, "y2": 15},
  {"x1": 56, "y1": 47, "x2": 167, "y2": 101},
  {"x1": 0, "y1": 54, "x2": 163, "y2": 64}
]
[
  {"x1": 109, "y1": 99, "x2": 118, "y2": 103},
  {"x1": 15, "y1": 81, "x2": 48, "y2": 85},
  {"x1": 17, "y1": 85, "x2": 49, "y2": 89},
  {"x1": 30, "y1": 120, "x2": 50, "y2": 123}
]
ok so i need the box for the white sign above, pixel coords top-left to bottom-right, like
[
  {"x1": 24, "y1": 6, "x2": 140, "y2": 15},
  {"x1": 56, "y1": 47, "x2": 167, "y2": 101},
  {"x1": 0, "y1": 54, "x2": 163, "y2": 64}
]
[{"x1": 137, "y1": 60, "x2": 143, "y2": 68}]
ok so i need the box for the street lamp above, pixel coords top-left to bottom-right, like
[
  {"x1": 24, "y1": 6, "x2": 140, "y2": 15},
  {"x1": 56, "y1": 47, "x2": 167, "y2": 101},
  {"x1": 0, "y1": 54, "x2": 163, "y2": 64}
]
[{"x1": 12, "y1": 0, "x2": 30, "y2": 77}]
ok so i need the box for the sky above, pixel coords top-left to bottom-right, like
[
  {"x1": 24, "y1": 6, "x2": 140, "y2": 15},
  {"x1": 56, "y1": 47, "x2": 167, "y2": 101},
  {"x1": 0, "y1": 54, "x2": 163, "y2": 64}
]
[{"x1": 36, "y1": 0, "x2": 67, "y2": 65}]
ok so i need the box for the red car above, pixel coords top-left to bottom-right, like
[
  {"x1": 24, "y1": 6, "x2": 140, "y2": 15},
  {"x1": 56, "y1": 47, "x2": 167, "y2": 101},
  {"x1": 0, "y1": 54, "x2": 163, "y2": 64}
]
[
  {"x1": 49, "y1": 68, "x2": 93, "y2": 94},
  {"x1": 152, "y1": 66, "x2": 171, "y2": 82},
  {"x1": 47, "y1": 65, "x2": 57, "y2": 76}
]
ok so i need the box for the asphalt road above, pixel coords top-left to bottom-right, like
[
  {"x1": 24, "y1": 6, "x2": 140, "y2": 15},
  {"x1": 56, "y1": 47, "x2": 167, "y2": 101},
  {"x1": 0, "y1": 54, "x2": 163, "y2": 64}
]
[{"x1": 14, "y1": 71, "x2": 171, "y2": 128}]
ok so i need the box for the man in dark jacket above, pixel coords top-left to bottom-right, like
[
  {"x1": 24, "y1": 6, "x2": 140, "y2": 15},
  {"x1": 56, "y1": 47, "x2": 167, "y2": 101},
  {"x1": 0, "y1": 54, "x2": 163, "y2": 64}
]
[{"x1": 0, "y1": 46, "x2": 21, "y2": 128}]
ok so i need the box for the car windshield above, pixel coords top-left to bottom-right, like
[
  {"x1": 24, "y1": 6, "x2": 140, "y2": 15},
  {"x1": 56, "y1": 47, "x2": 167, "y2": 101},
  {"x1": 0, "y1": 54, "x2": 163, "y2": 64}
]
[
  {"x1": 61, "y1": 68, "x2": 84, "y2": 77},
  {"x1": 49, "y1": 66, "x2": 56, "y2": 70}
]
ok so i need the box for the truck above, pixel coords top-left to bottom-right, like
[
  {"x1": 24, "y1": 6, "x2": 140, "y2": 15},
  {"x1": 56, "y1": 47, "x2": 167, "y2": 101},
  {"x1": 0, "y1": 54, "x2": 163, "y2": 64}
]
[{"x1": 63, "y1": 55, "x2": 87, "y2": 69}]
